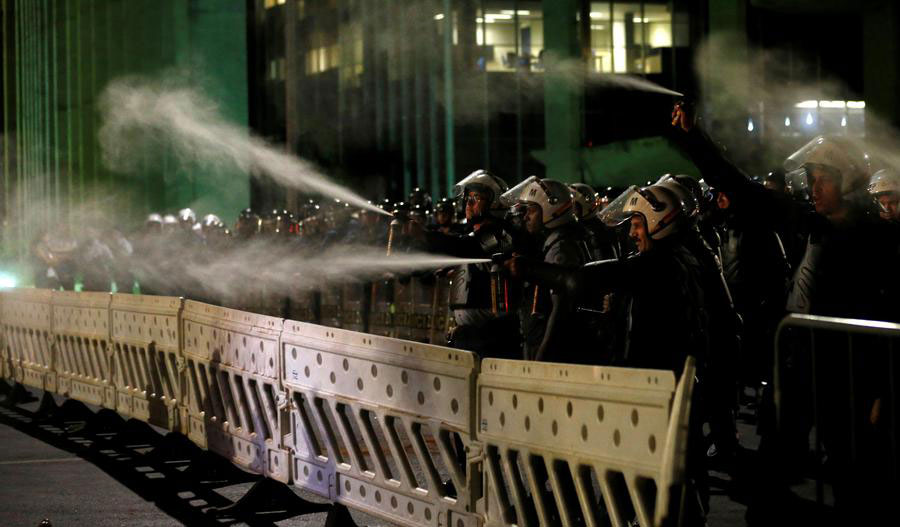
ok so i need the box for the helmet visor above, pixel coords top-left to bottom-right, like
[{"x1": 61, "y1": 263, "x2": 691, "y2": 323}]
[
  {"x1": 597, "y1": 185, "x2": 638, "y2": 227},
  {"x1": 784, "y1": 167, "x2": 811, "y2": 200},
  {"x1": 499, "y1": 176, "x2": 541, "y2": 208},
  {"x1": 453, "y1": 171, "x2": 498, "y2": 199}
]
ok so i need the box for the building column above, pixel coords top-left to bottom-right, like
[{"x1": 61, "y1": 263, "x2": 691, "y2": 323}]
[
  {"x1": 542, "y1": 0, "x2": 582, "y2": 182},
  {"x1": 863, "y1": 2, "x2": 900, "y2": 131}
]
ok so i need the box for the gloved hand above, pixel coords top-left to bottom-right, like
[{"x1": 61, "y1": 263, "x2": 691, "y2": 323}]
[{"x1": 671, "y1": 100, "x2": 696, "y2": 132}]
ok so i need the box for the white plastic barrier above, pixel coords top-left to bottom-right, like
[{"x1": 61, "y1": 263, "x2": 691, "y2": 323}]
[
  {"x1": 180, "y1": 300, "x2": 289, "y2": 482},
  {"x1": 281, "y1": 320, "x2": 482, "y2": 527},
  {"x1": 477, "y1": 358, "x2": 695, "y2": 527},
  {"x1": 52, "y1": 291, "x2": 113, "y2": 408},
  {"x1": 0, "y1": 288, "x2": 54, "y2": 392},
  {"x1": 0, "y1": 288, "x2": 696, "y2": 527},
  {"x1": 110, "y1": 294, "x2": 183, "y2": 430}
]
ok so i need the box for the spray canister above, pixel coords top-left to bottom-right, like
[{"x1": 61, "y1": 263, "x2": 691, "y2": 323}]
[{"x1": 489, "y1": 253, "x2": 512, "y2": 314}]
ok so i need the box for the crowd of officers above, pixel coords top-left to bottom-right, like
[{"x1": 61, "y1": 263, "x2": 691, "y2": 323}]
[{"x1": 28, "y1": 104, "x2": 899, "y2": 524}]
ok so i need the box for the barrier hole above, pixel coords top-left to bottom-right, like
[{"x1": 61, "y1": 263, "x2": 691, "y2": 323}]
[
  {"x1": 291, "y1": 348, "x2": 297, "y2": 360},
  {"x1": 538, "y1": 397, "x2": 544, "y2": 413},
  {"x1": 648, "y1": 434, "x2": 656, "y2": 453},
  {"x1": 498, "y1": 451, "x2": 536, "y2": 526},
  {"x1": 374, "y1": 490, "x2": 382, "y2": 503},
  {"x1": 631, "y1": 409, "x2": 639, "y2": 427},
  {"x1": 251, "y1": 354, "x2": 256, "y2": 364},
  {"x1": 345, "y1": 480, "x2": 351, "y2": 493},
  {"x1": 552, "y1": 459, "x2": 585, "y2": 526},
  {"x1": 512, "y1": 394, "x2": 517, "y2": 409},
  {"x1": 259, "y1": 342, "x2": 264, "y2": 352},
  {"x1": 606, "y1": 471, "x2": 637, "y2": 523},
  {"x1": 361, "y1": 409, "x2": 399, "y2": 480},
  {"x1": 457, "y1": 520, "x2": 464, "y2": 527},
  {"x1": 579, "y1": 465, "x2": 606, "y2": 520},
  {"x1": 635, "y1": 476, "x2": 658, "y2": 520},
  {"x1": 525, "y1": 416, "x2": 530, "y2": 431},
  {"x1": 613, "y1": 429, "x2": 621, "y2": 447},
  {"x1": 488, "y1": 391, "x2": 494, "y2": 406},
  {"x1": 315, "y1": 398, "x2": 349, "y2": 465},
  {"x1": 357, "y1": 378, "x2": 364, "y2": 391},
  {"x1": 500, "y1": 412, "x2": 505, "y2": 427},
  {"x1": 451, "y1": 398, "x2": 459, "y2": 414},
  {"x1": 269, "y1": 358, "x2": 274, "y2": 369},
  {"x1": 316, "y1": 353, "x2": 322, "y2": 365},
  {"x1": 389, "y1": 417, "x2": 427, "y2": 490},
  {"x1": 294, "y1": 393, "x2": 327, "y2": 458},
  {"x1": 250, "y1": 378, "x2": 273, "y2": 441},
  {"x1": 371, "y1": 364, "x2": 378, "y2": 378},
  {"x1": 227, "y1": 333, "x2": 231, "y2": 343},
  {"x1": 552, "y1": 420, "x2": 558, "y2": 436},
  {"x1": 317, "y1": 471, "x2": 323, "y2": 481},
  {"x1": 407, "y1": 502, "x2": 414, "y2": 515},
  {"x1": 433, "y1": 377, "x2": 441, "y2": 392},
  {"x1": 303, "y1": 466, "x2": 309, "y2": 476},
  {"x1": 581, "y1": 424, "x2": 589, "y2": 441},
  {"x1": 597, "y1": 404, "x2": 605, "y2": 422},
  {"x1": 425, "y1": 508, "x2": 432, "y2": 521},
  {"x1": 401, "y1": 371, "x2": 409, "y2": 384},
  {"x1": 342, "y1": 359, "x2": 349, "y2": 371},
  {"x1": 386, "y1": 384, "x2": 393, "y2": 397},
  {"x1": 417, "y1": 392, "x2": 425, "y2": 405},
  {"x1": 329, "y1": 372, "x2": 336, "y2": 384},
  {"x1": 390, "y1": 496, "x2": 398, "y2": 509},
  {"x1": 359, "y1": 485, "x2": 366, "y2": 498},
  {"x1": 567, "y1": 401, "x2": 573, "y2": 417}
]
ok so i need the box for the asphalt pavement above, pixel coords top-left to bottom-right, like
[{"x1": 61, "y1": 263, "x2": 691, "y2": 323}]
[{"x1": 0, "y1": 387, "x2": 819, "y2": 527}]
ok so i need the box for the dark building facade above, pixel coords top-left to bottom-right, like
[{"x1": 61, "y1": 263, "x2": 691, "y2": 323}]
[
  {"x1": 2, "y1": 0, "x2": 899, "y2": 249},
  {"x1": 247, "y1": 0, "x2": 701, "y2": 211}
]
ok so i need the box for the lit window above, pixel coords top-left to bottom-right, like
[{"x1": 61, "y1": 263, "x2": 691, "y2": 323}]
[
  {"x1": 305, "y1": 45, "x2": 340, "y2": 75},
  {"x1": 475, "y1": 2, "x2": 543, "y2": 72},
  {"x1": 610, "y1": 2, "x2": 671, "y2": 74},
  {"x1": 589, "y1": 2, "x2": 612, "y2": 73}
]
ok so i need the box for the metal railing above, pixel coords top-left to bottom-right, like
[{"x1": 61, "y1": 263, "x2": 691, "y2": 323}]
[{"x1": 774, "y1": 313, "x2": 899, "y2": 508}]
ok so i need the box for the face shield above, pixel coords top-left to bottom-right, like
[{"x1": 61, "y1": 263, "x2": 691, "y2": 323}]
[
  {"x1": 597, "y1": 186, "x2": 638, "y2": 227},
  {"x1": 784, "y1": 166, "x2": 811, "y2": 201},
  {"x1": 785, "y1": 135, "x2": 870, "y2": 195},
  {"x1": 453, "y1": 171, "x2": 498, "y2": 200},
  {"x1": 498, "y1": 176, "x2": 541, "y2": 208}
]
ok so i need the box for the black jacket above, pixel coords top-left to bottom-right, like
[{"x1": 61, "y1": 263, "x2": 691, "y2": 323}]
[
  {"x1": 522, "y1": 238, "x2": 708, "y2": 374},
  {"x1": 520, "y1": 224, "x2": 590, "y2": 362}
]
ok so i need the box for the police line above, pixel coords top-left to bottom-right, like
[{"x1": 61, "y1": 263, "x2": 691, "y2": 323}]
[{"x1": 0, "y1": 287, "x2": 694, "y2": 527}]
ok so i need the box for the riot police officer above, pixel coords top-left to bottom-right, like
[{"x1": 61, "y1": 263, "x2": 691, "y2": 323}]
[
  {"x1": 422, "y1": 170, "x2": 522, "y2": 359},
  {"x1": 500, "y1": 177, "x2": 590, "y2": 362}
]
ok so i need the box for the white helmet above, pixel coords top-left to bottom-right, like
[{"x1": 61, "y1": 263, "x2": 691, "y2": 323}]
[
  {"x1": 178, "y1": 207, "x2": 197, "y2": 224},
  {"x1": 655, "y1": 174, "x2": 699, "y2": 218},
  {"x1": 452, "y1": 169, "x2": 509, "y2": 218},
  {"x1": 569, "y1": 183, "x2": 599, "y2": 220},
  {"x1": 868, "y1": 169, "x2": 900, "y2": 196},
  {"x1": 784, "y1": 135, "x2": 871, "y2": 195},
  {"x1": 599, "y1": 184, "x2": 683, "y2": 240},
  {"x1": 500, "y1": 176, "x2": 576, "y2": 229}
]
